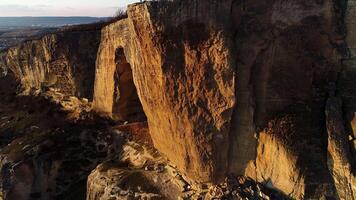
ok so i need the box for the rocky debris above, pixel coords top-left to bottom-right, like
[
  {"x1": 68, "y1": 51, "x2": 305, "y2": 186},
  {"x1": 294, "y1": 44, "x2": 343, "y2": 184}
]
[
  {"x1": 87, "y1": 140, "x2": 185, "y2": 200},
  {"x1": 42, "y1": 88, "x2": 92, "y2": 121},
  {"x1": 204, "y1": 176, "x2": 290, "y2": 200},
  {"x1": 0, "y1": 85, "x2": 125, "y2": 200},
  {"x1": 0, "y1": 121, "x2": 120, "y2": 200},
  {"x1": 87, "y1": 162, "x2": 164, "y2": 200},
  {"x1": 1, "y1": 130, "x2": 96, "y2": 199},
  {"x1": 87, "y1": 139, "x2": 290, "y2": 200}
]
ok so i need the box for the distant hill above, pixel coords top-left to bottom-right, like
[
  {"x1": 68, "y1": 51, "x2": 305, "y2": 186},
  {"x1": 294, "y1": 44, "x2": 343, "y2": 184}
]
[{"x1": 0, "y1": 17, "x2": 106, "y2": 29}]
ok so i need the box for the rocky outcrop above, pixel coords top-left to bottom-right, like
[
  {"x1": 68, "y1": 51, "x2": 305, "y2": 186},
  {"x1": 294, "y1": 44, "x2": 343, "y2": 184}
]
[
  {"x1": 89, "y1": 0, "x2": 356, "y2": 198},
  {"x1": 0, "y1": 28, "x2": 101, "y2": 99},
  {"x1": 93, "y1": 21, "x2": 145, "y2": 121},
  {"x1": 94, "y1": 4, "x2": 237, "y2": 182},
  {"x1": 86, "y1": 140, "x2": 289, "y2": 200},
  {"x1": 236, "y1": 0, "x2": 347, "y2": 198},
  {"x1": 86, "y1": 142, "x2": 184, "y2": 200},
  {"x1": 0, "y1": 90, "x2": 122, "y2": 200},
  {"x1": 0, "y1": 0, "x2": 354, "y2": 199},
  {"x1": 126, "y1": 1, "x2": 236, "y2": 183}
]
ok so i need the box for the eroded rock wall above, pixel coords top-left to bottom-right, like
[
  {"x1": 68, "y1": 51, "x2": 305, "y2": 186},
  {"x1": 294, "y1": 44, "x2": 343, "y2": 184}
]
[
  {"x1": 0, "y1": 29, "x2": 100, "y2": 99},
  {"x1": 126, "y1": 1, "x2": 236, "y2": 183},
  {"x1": 91, "y1": 0, "x2": 355, "y2": 198},
  {"x1": 93, "y1": 21, "x2": 145, "y2": 121},
  {"x1": 233, "y1": 1, "x2": 346, "y2": 198},
  {"x1": 343, "y1": 0, "x2": 356, "y2": 154}
]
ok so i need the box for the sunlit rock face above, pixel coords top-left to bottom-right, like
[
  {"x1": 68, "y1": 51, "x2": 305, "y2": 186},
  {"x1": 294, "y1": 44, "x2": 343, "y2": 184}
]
[
  {"x1": 93, "y1": 21, "x2": 145, "y2": 121},
  {"x1": 0, "y1": 28, "x2": 100, "y2": 99},
  {"x1": 94, "y1": 2, "x2": 236, "y2": 183},
  {"x1": 126, "y1": 1, "x2": 236, "y2": 183},
  {"x1": 92, "y1": 0, "x2": 355, "y2": 198}
]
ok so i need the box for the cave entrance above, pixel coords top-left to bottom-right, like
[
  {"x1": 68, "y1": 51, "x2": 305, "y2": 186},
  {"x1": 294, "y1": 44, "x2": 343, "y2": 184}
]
[{"x1": 112, "y1": 48, "x2": 145, "y2": 122}]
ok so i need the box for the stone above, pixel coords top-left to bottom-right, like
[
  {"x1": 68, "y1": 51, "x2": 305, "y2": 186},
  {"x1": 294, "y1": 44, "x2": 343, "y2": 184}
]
[
  {"x1": 87, "y1": 162, "x2": 164, "y2": 200},
  {"x1": 0, "y1": 27, "x2": 101, "y2": 99},
  {"x1": 325, "y1": 96, "x2": 356, "y2": 199},
  {"x1": 86, "y1": 141, "x2": 187, "y2": 200},
  {"x1": 89, "y1": 1, "x2": 356, "y2": 198},
  {"x1": 125, "y1": 1, "x2": 236, "y2": 183},
  {"x1": 92, "y1": 20, "x2": 145, "y2": 122},
  {"x1": 0, "y1": 0, "x2": 355, "y2": 199}
]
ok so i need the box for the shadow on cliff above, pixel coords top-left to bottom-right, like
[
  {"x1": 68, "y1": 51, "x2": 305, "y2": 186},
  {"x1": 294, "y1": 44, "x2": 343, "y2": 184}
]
[
  {"x1": 262, "y1": 103, "x2": 338, "y2": 199},
  {"x1": 0, "y1": 75, "x2": 129, "y2": 200}
]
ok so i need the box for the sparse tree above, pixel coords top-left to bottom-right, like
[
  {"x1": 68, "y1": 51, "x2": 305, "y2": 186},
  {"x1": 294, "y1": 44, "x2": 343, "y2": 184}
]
[{"x1": 113, "y1": 8, "x2": 128, "y2": 21}]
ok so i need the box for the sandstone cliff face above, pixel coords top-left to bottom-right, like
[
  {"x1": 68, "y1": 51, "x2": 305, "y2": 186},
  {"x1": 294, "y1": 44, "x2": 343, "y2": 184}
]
[
  {"x1": 2, "y1": 0, "x2": 352, "y2": 199},
  {"x1": 94, "y1": 7, "x2": 236, "y2": 181},
  {"x1": 126, "y1": 1, "x2": 236, "y2": 183},
  {"x1": 93, "y1": 21, "x2": 145, "y2": 121},
  {"x1": 0, "y1": 29, "x2": 100, "y2": 99},
  {"x1": 91, "y1": 0, "x2": 356, "y2": 198}
]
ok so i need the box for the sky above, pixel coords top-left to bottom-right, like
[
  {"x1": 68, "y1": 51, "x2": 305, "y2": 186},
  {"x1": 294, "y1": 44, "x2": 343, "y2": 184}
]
[{"x1": 0, "y1": 0, "x2": 138, "y2": 17}]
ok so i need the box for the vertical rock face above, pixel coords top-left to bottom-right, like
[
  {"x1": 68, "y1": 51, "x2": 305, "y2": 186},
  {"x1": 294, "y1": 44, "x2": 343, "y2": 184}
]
[
  {"x1": 0, "y1": 29, "x2": 101, "y2": 99},
  {"x1": 233, "y1": 1, "x2": 345, "y2": 198},
  {"x1": 343, "y1": 0, "x2": 356, "y2": 155},
  {"x1": 93, "y1": 21, "x2": 145, "y2": 121},
  {"x1": 333, "y1": 0, "x2": 356, "y2": 198},
  {"x1": 91, "y1": 0, "x2": 355, "y2": 198},
  {"x1": 126, "y1": 1, "x2": 236, "y2": 182}
]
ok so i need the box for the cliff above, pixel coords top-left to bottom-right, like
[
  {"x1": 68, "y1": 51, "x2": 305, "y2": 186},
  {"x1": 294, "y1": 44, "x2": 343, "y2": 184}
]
[
  {"x1": 93, "y1": 21, "x2": 145, "y2": 121},
  {"x1": 91, "y1": 0, "x2": 356, "y2": 199},
  {"x1": 0, "y1": 27, "x2": 101, "y2": 99},
  {"x1": 0, "y1": 0, "x2": 355, "y2": 199}
]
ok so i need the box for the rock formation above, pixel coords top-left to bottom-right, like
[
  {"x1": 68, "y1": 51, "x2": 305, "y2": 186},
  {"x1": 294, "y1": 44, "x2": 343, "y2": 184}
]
[
  {"x1": 90, "y1": 0, "x2": 356, "y2": 198},
  {"x1": 93, "y1": 21, "x2": 145, "y2": 121},
  {"x1": 0, "y1": 0, "x2": 355, "y2": 199},
  {"x1": 0, "y1": 27, "x2": 101, "y2": 99},
  {"x1": 129, "y1": 1, "x2": 237, "y2": 184}
]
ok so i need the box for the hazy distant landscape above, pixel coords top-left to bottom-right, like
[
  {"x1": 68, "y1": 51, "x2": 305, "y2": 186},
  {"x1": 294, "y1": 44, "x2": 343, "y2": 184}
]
[
  {"x1": 0, "y1": 17, "x2": 104, "y2": 28},
  {"x1": 0, "y1": 17, "x2": 104, "y2": 50}
]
